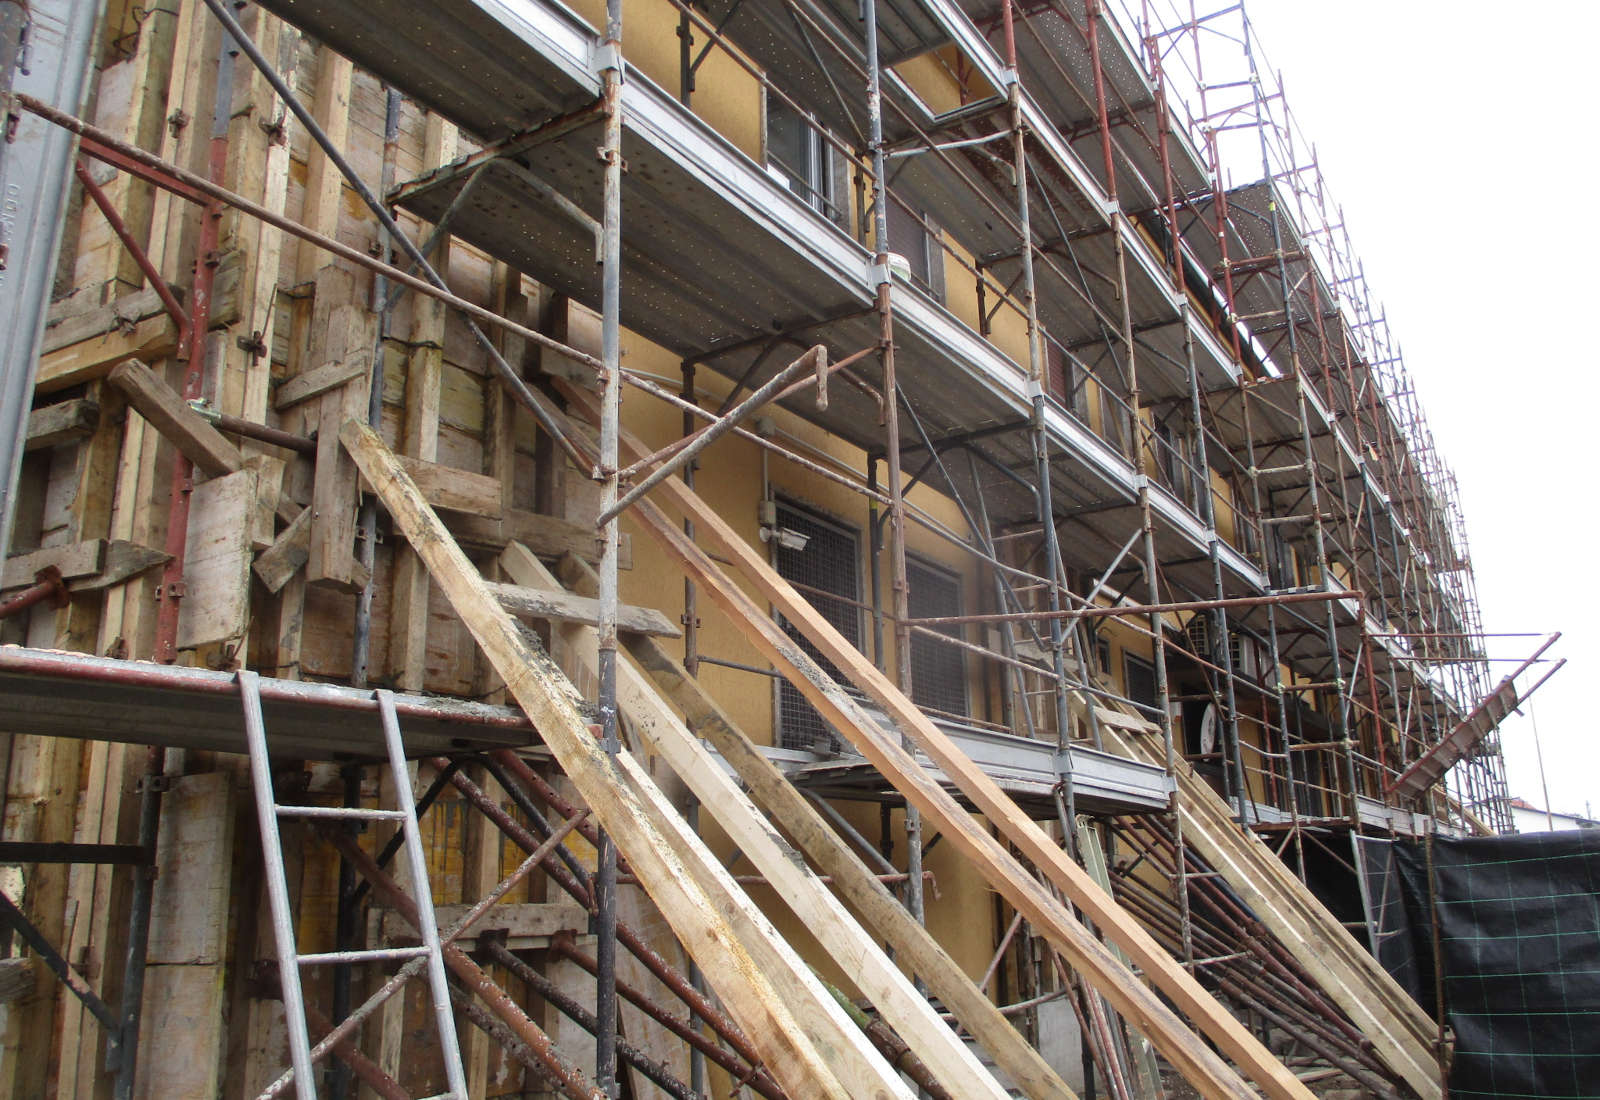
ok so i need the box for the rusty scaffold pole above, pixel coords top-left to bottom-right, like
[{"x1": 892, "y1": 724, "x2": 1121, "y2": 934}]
[{"x1": 862, "y1": 0, "x2": 925, "y2": 927}]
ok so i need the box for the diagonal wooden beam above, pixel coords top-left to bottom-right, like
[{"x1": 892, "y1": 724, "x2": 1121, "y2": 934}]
[
  {"x1": 501, "y1": 543, "x2": 1012, "y2": 1100},
  {"x1": 338, "y1": 418, "x2": 887, "y2": 1100},
  {"x1": 558, "y1": 380, "x2": 1311, "y2": 1100},
  {"x1": 551, "y1": 549, "x2": 1080, "y2": 1100}
]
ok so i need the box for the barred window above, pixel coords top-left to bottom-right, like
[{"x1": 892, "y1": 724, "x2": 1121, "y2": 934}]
[
  {"x1": 773, "y1": 501, "x2": 861, "y2": 750},
  {"x1": 907, "y1": 559, "x2": 966, "y2": 718}
]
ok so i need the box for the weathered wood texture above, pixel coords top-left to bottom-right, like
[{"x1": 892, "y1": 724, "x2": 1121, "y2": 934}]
[
  {"x1": 486, "y1": 580, "x2": 679, "y2": 638},
  {"x1": 339, "y1": 418, "x2": 889, "y2": 1100},
  {"x1": 25, "y1": 400, "x2": 100, "y2": 452},
  {"x1": 37, "y1": 293, "x2": 180, "y2": 393},
  {"x1": 176, "y1": 467, "x2": 258, "y2": 650},
  {"x1": 109, "y1": 358, "x2": 299, "y2": 525},
  {"x1": 1, "y1": 539, "x2": 167, "y2": 592}
]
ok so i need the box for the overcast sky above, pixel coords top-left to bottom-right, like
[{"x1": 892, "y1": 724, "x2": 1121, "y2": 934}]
[{"x1": 1232, "y1": 1, "x2": 1599, "y2": 819}]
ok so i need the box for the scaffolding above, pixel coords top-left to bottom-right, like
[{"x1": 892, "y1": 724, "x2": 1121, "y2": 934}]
[{"x1": 0, "y1": 0, "x2": 1563, "y2": 1095}]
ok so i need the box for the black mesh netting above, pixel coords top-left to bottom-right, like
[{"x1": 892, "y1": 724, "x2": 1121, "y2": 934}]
[{"x1": 1390, "y1": 830, "x2": 1600, "y2": 1099}]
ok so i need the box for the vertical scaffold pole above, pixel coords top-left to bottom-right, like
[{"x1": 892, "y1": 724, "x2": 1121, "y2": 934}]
[
  {"x1": 862, "y1": 0, "x2": 924, "y2": 926},
  {"x1": 594, "y1": 0, "x2": 625, "y2": 1087}
]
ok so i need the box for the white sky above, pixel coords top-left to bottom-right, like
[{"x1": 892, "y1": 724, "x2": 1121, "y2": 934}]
[{"x1": 1236, "y1": 0, "x2": 1600, "y2": 818}]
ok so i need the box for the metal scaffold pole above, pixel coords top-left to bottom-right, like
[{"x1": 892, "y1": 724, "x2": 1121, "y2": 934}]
[
  {"x1": 862, "y1": 0, "x2": 924, "y2": 927},
  {"x1": 594, "y1": 0, "x2": 626, "y2": 1085},
  {"x1": 0, "y1": 0, "x2": 99, "y2": 555}
]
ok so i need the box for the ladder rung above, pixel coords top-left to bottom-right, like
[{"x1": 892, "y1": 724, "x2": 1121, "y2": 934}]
[
  {"x1": 274, "y1": 805, "x2": 408, "y2": 821},
  {"x1": 296, "y1": 946, "x2": 431, "y2": 966}
]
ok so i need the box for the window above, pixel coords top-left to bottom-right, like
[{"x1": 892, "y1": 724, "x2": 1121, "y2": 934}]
[
  {"x1": 1123, "y1": 653, "x2": 1157, "y2": 711},
  {"x1": 1100, "y1": 385, "x2": 1130, "y2": 455},
  {"x1": 773, "y1": 501, "x2": 862, "y2": 751},
  {"x1": 887, "y1": 199, "x2": 932, "y2": 289},
  {"x1": 1046, "y1": 339, "x2": 1090, "y2": 422},
  {"x1": 907, "y1": 559, "x2": 966, "y2": 718},
  {"x1": 766, "y1": 93, "x2": 834, "y2": 217}
]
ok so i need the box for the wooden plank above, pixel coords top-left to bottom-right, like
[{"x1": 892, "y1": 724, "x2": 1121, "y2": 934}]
[
  {"x1": 41, "y1": 287, "x2": 168, "y2": 355},
  {"x1": 70, "y1": 541, "x2": 169, "y2": 592},
  {"x1": 35, "y1": 313, "x2": 180, "y2": 394},
  {"x1": 447, "y1": 507, "x2": 627, "y2": 568},
  {"x1": 558, "y1": 381, "x2": 1307, "y2": 1100},
  {"x1": 2, "y1": 540, "x2": 104, "y2": 589},
  {"x1": 390, "y1": 116, "x2": 456, "y2": 695},
  {"x1": 1097, "y1": 715, "x2": 1441, "y2": 1099},
  {"x1": 272, "y1": 356, "x2": 367, "y2": 411},
  {"x1": 1078, "y1": 819, "x2": 1161, "y2": 1100},
  {"x1": 24, "y1": 400, "x2": 100, "y2": 452},
  {"x1": 615, "y1": 744, "x2": 912, "y2": 1099},
  {"x1": 253, "y1": 505, "x2": 311, "y2": 594},
  {"x1": 246, "y1": 454, "x2": 288, "y2": 552},
  {"x1": 596, "y1": 566, "x2": 1077, "y2": 1100},
  {"x1": 486, "y1": 581, "x2": 679, "y2": 638},
  {"x1": 0, "y1": 961, "x2": 32, "y2": 1005},
  {"x1": 176, "y1": 468, "x2": 257, "y2": 650},
  {"x1": 339, "y1": 418, "x2": 870, "y2": 1100},
  {"x1": 504, "y1": 544, "x2": 1010, "y2": 1100},
  {"x1": 108, "y1": 357, "x2": 242, "y2": 475},
  {"x1": 387, "y1": 455, "x2": 502, "y2": 517},
  {"x1": 371, "y1": 901, "x2": 587, "y2": 949},
  {"x1": 307, "y1": 304, "x2": 373, "y2": 592}
]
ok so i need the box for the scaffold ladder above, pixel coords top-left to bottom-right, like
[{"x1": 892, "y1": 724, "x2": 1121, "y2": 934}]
[{"x1": 238, "y1": 669, "x2": 467, "y2": 1100}]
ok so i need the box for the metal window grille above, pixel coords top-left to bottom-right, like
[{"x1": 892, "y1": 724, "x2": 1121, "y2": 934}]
[
  {"x1": 907, "y1": 559, "x2": 966, "y2": 718},
  {"x1": 773, "y1": 501, "x2": 861, "y2": 751}
]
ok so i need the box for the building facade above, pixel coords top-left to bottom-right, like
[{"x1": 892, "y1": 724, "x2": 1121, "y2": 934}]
[{"x1": 0, "y1": 0, "x2": 1540, "y2": 1096}]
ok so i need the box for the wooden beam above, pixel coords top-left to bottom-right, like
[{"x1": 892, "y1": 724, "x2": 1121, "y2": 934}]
[
  {"x1": 558, "y1": 381, "x2": 1310, "y2": 1100},
  {"x1": 1097, "y1": 715, "x2": 1441, "y2": 1100},
  {"x1": 109, "y1": 359, "x2": 300, "y2": 529},
  {"x1": 272, "y1": 356, "x2": 366, "y2": 411},
  {"x1": 591, "y1": 564, "x2": 1076, "y2": 1100},
  {"x1": 306, "y1": 300, "x2": 372, "y2": 592},
  {"x1": 74, "y1": 541, "x2": 170, "y2": 592},
  {"x1": 25, "y1": 400, "x2": 100, "y2": 452},
  {"x1": 486, "y1": 580, "x2": 679, "y2": 639},
  {"x1": 253, "y1": 506, "x2": 310, "y2": 595},
  {"x1": 3, "y1": 541, "x2": 104, "y2": 588},
  {"x1": 40, "y1": 287, "x2": 170, "y2": 355},
  {"x1": 36, "y1": 313, "x2": 180, "y2": 394},
  {"x1": 109, "y1": 358, "x2": 243, "y2": 477},
  {"x1": 387, "y1": 114, "x2": 456, "y2": 694},
  {"x1": 371, "y1": 901, "x2": 587, "y2": 951},
  {"x1": 446, "y1": 508, "x2": 626, "y2": 568},
  {"x1": 1, "y1": 539, "x2": 167, "y2": 593},
  {"x1": 338, "y1": 418, "x2": 871, "y2": 1100},
  {"x1": 504, "y1": 544, "x2": 1011, "y2": 1100},
  {"x1": 386, "y1": 456, "x2": 501, "y2": 518}
]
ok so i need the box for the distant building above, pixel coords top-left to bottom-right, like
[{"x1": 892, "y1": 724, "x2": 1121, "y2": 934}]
[{"x1": 1508, "y1": 797, "x2": 1598, "y2": 833}]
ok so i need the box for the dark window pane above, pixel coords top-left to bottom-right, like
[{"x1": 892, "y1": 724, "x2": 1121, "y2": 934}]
[
  {"x1": 908, "y1": 560, "x2": 966, "y2": 717},
  {"x1": 774, "y1": 503, "x2": 861, "y2": 750},
  {"x1": 1124, "y1": 653, "x2": 1157, "y2": 710},
  {"x1": 886, "y1": 200, "x2": 931, "y2": 289}
]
